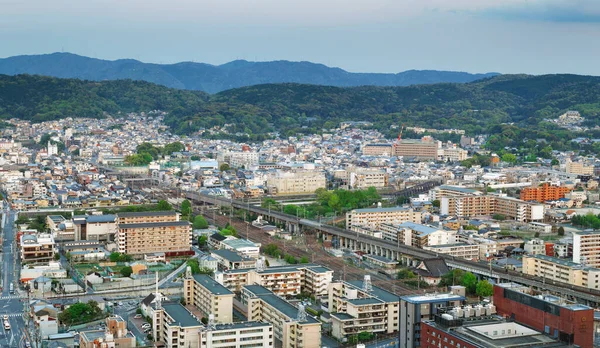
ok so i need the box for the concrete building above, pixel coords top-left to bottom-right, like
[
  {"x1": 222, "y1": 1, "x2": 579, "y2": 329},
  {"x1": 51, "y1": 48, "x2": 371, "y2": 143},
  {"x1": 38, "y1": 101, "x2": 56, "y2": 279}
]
[
  {"x1": 380, "y1": 222, "x2": 456, "y2": 247},
  {"x1": 328, "y1": 279, "x2": 400, "y2": 341},
  {"x1": 345, "y1": 166, "x2": 388, "y2": 189},
  {"x1": 528, "y1": 222, "x2": 553, "y2": 234},
  {"x1": 116, "y1": 221, "x2": 192, "y2": 256},
  {"x1": 217, "y1": 264, "x2": 333, "y2": 296},
  {"x1": 423, "y1": 243, "x2": 480, "y2": 260},
  {"x1": 73, "y1": 214, "x2": 117, "y2": 241},
  {"x1": 430, "y1": 185, "x2": 481, "y2": 201},
  {"x1": 520, "y1": 183, "x2": 571, "y2": 202},
  {"x1": 362, "y1": 143, "x2": 393, "y2": 156},
  {"x1": 267, "y1": 170, "x2": 326, "y2": 195},
  {"x1": 566, "y1": 160, "x2": 594, "y2": 175},
  {"x1": 573, "y1": 230, "x2": 600, "y2": 268},
  {"x1": 20, "y1": 233, "x2": 55, "y2": 264},
  {"x1": 223, "y1": 151, "x2": 260, "y2": 169},
  {"x1": 245, "y1": 285, "x2": 322, "y2": 348},
  {"x1": 220, "y1": 238, "x2": 261, "y2": 259},
  {"x1": 523, "y1": 239, "x2": 546, "y2": 255},
  {"x1": 184, "y1": 273, "x2": 235, "y2": 324},
  {"x1": 494, "y1": 283, "x2": 594, "y2": 347},
  {"x1": 438, "y1": 147, "x2": 468, "y2": 162},
  {"x1": 441, "y1": 195, "x2": 544, "y2": 222},
  {"x1": 399, "y1": 292, "x2": 464, "y2": 348},
  {"x1": 116, "y1": 211, "x2": 179, "y2": 224},
  {"x1": 346, "y1": 207, "x2": 421, "y2": 230},
  {"x1": 211, "y1": 249, "x2": 256, "y2": 270},
  {"x1": 79, "y1": 315, "x2": 135, "y2": 348},
  {"x1": 522, "y1": 254, "x2": 600, "y2": 290},
  {"x1": 152, "y1": 302, "x2": 204, "y2": 348},
  {"x1": 200, "y1": 321, "x2": 274, "y2": 348},
  {"x1": 393, "y1": 138, "x2": 439, "y2": 160}
]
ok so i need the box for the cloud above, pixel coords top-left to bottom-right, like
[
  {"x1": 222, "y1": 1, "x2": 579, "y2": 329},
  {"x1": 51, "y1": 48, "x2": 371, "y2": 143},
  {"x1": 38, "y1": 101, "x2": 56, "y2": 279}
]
[{"x1": 474, "y1": 0, "x2": 600, "y2": 23}]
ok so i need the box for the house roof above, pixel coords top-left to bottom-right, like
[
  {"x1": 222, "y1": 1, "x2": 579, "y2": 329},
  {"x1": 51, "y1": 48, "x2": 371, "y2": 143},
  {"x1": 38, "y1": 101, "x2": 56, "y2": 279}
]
[{"x1": 420, "y1": 258, "x2": 450, "y2": 278}]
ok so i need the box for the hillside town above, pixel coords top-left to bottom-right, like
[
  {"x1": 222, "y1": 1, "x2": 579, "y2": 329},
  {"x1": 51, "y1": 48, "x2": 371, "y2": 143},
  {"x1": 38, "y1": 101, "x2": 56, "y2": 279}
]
[{"x1": 1, "y1": 113, "x2": 600, "y2": 348}]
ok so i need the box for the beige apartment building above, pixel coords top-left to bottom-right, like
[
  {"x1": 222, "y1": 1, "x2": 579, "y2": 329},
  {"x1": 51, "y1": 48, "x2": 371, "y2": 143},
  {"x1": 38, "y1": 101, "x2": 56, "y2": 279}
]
[
  {"x1": 362, "y1": 143, "x2": 394, "y2": 156},
  {"x1": 423, "y1": 243, "x2": 480, "y2": 260},
  {"x1": 345, "y1": 166, "x2": 388, "y2": 189},
  {"x1": 244, "y1": 285, "x2": 322, "y2": 348},
  {"x1": 573, "y1": 231, "x2": 600, "y2": 268},
  {"x1": 267, "y1": 170, "x2": 326, "y2": 195},
  {"x1": 116, "y1": 221, "x2": 192, "y2": 255},
  {"x1": 429, "y1": 185, "x2": 481, "y2": 201},
  {"x1": 438, "y1": 147, "x2": 468, "y2": 162},
  {"x1": 328, "y1": 279, "x2": 400, "y2": 341},
  {"x1": 20, "y1": 233, "x2": 55, "y2": 264},
  {"x1": 392, "y1": 139, "x2": 439, "y2": 160},
  {"x1": 441, "y1": 195, "x2": 544, "y2": 222},
  {"x1": 566, "y1": 160, "x2": 594, "y2": 175},
  {"x1": 346, "y1": 207, "x2": 421, "y2": 230},
  {"x1": 522, "y1": 254, "x2": 600, "y2": 290},
  {"x1": 184, "y1": 273, "x2": 234, "y2": 323},
  {"x1": 116, "y1": 211, "x2": 179, "y2": 224},
  {"x1": 200, "y1": 322, "x2": 274, "y2": 348},
  {"x1": 216, "y1": 264, "x2": 334, "y2": 296}
]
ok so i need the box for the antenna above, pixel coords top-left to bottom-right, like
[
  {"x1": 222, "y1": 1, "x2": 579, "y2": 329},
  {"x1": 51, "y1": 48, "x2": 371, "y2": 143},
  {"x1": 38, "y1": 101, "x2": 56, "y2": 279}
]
[
  {"x1": 297, "y1": 303, "x2": 307, "y2": 322},
  {"x1": 155, "y1": 271, "x2": 161, "y2": 310},
  {"x1": 363, "y1": 275, "x2": 372, "y2": 293}
]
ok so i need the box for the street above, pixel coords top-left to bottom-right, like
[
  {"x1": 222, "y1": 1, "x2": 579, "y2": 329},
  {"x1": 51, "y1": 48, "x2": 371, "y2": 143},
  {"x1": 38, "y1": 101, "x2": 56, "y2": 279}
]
[{"x1": 1, "y1": 205, "x2": 30, "y2": 347}]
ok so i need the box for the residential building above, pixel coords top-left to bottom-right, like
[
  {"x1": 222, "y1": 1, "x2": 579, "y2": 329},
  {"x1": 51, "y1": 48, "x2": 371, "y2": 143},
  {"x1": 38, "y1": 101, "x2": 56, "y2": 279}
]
[
  {"x1": 522, "y1": 254, "x2": 600, "y2": 290},
  {"x1": 79, "y1": 315, "x2": 135, "y2": 348},
  {"x1": 393, "y1": 138, "x2": 439, "y2": 160},
  {"x1": 494, "y1": 283, "x2": 594, "y2": 347},
  {"x1": 328, "y1": 278, "x2": 400, "y2": 341},
  {"x1": 116, "y1": 221, "x2": 192, "y2": 256},
  {"x1": 116, "y1": 211, "x2": 179, "y2": 224},
  {"x1": 573, "y1": 230, "x2": 600, "y2": 268},
  {"x1": 73, "y1": 214, "x2": 117, "y2": 241},
  {"x1": 362, "y1": 143, "x2": 394, "y2": 156},
  {"x1": 245, "y1": 285, "x2": 322, "y2": 348},
  {"x1": 222, "y1": 151, "x2": 260, "y2": 169},
  {"x1": 380, "y1": 222, "x2": 456, "y2": 247},
  {"x1": 211, "y1": 249, "x2": 256, "y2": 270},
  {"x1": 430, "y1": 185, "x2": 481, "y2": 201},
  {"x1": 220, "y1": 238, "x2": 261, "y2": 259},
  {"x1": 346, "y1": 207, "x2": 421, "y2": 230},
  {"x1": 519, "y1": 183, "x2": 571, "y2": 202},
  {"x1": 441, "y1": 195, "x2": 544, "y2": 222},
  {"x1": 523, "y1": 239, "x2": 546, "y2": 255},
  {"x1": 345, "y1": 166, "x2": 388, "y2": 189},
  {"x1": 20, "y1": 233, "x2": 55, "y2": 264},
  {"x1": 566, "y1": 160, "x2": 594, "y2": 175},
  {"x1": 184, "y1": 273, "x2": 235, "y2": 323},
  {"x1": 152, "y1": 302, "x2": 204, "y2": 348},
  {"x1": 423, "y1": 243, "x2": 480, "y2": 260},
  {"x1": 438, "y1": 147, "x2": 468, "y2": 162},
  {"x1": 267, "y1": 170, "x2": 326, "y2": 195},
  {"x1": 216, "y1": 264, "x2": 333, "y2": 296},
  {"x1": 200, "y1": 321, "x2": 274, "y2": 348},
  {"x1": 399, "y1": 292, "x2": 465, "y2": 348},
  {"x1": 528, "y1": 222, "x2": 552, "y2": 234}
]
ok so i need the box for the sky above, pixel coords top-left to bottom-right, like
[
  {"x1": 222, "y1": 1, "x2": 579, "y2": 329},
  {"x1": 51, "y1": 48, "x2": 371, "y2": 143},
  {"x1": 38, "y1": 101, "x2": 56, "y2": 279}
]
[{"x1": 1, "y1": 0, "x2": 599, "y2": 75}]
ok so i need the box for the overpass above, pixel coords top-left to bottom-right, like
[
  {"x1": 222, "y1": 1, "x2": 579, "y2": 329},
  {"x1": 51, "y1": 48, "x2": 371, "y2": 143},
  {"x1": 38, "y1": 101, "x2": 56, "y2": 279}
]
[{"x1": 186, "y1": 191, "x2": 600, "y2": 305}]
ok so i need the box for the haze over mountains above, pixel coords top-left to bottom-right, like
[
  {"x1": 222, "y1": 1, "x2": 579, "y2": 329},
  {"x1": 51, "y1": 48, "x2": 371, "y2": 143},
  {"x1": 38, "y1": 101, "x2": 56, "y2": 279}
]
[{"x1": 0, "y1": 53, "x2": 499, "y2": 93}]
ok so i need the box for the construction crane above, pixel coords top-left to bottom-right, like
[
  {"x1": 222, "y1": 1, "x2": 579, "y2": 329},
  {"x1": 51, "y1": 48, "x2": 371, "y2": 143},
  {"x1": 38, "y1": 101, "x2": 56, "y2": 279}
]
[{"x1": 396, "y1": 124, "x2": 405, "y2": 142}]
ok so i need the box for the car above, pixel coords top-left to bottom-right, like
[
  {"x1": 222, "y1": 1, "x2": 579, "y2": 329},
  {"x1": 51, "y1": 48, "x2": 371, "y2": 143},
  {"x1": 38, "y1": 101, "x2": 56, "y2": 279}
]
[
  {"x1": 141, "y1": 323, "x2": 151, "y2": 329},
  {"x1": 134, "y1": 314, "x2": 142, "y2": 319},
  {"x1": 117, "y1": 302, "x2": 123, "y2": 306},
  {"x1": 2, "y1": 315, "x2": 7, "y2": 321}
]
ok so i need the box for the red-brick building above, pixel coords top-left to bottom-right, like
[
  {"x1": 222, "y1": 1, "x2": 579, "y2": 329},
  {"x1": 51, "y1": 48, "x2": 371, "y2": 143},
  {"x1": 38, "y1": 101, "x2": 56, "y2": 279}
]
[{"x1": 493, "y1": 283, "x2": 593, "y2": 347}]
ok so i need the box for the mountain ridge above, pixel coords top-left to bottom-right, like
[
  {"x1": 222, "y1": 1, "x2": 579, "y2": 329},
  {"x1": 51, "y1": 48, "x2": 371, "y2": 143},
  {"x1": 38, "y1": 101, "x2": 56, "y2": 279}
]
[{"x1": 0, "y1": 52, "x2": 500, "y2": 93}]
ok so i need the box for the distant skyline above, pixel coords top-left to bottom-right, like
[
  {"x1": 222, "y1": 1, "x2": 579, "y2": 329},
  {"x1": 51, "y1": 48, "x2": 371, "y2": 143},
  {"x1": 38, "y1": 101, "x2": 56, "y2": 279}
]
[{"x1": 2, "y1": 0, "x2": 600, "y2": 75}]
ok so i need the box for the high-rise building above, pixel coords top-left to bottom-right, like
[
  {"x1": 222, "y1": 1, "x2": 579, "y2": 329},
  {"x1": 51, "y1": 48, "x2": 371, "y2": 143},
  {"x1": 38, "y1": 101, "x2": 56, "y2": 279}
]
[
  {"x1": 116, "y1": 220, "x2": 192, "y2": 256},
  {"x1": 184, "y1": 274, "x2": 235, "y2": 323},
  {"x1": 441, "y1": 195, "x2": 544, "y2": 222},
  {"x1": 519, "y1": 183, "x2": 571, "y2": 202},
  {"x1": 346, "y1": 207, "x2": 421, "y2": 230},
  {"x1": 572, "y1": 230, "x2": 600, "y2": 268}
]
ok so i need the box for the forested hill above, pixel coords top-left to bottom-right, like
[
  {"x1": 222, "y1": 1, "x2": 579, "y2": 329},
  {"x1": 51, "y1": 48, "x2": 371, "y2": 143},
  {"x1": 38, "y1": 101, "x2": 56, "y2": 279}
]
[
  {"x1": 0, "y1": 52, "x2": 498, "y2": 93},
  {"x1": 2, "y1": 73, "x2": 600, "y2": 152}
]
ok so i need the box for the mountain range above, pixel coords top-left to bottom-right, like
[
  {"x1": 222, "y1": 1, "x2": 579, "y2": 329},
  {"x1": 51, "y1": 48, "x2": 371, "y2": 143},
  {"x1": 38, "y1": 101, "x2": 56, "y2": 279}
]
[{"x1": 0, "y1": 52, "x2": 499, "y2": 93}]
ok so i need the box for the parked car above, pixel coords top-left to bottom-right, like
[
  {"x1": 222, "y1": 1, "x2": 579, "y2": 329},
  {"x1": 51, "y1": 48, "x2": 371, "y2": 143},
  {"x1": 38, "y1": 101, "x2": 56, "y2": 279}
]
[{"x1": 134, "y1": 314, "x2": 142, "y2": 319}]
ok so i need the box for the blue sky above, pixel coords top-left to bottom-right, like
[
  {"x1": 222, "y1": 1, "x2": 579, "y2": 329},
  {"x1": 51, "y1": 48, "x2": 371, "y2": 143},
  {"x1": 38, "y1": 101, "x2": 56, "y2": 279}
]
[{"x1": 1, "y1": 0, "x2": 599, "y2": 74}]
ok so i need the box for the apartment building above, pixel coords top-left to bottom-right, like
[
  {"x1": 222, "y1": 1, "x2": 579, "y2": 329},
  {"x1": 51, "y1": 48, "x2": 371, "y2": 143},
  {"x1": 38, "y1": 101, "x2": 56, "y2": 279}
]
[
  {"x1": 346, "y1": 207, "x2": 421, "y2": 230},
  {"x1": 519, "y1": 183, "x2": 571, "y2": 202},
  {"x1": 566, "y1": 160, "x2": 594, "y2": 175},
  {"x1": 362, "y1": 143, "x2": 394, "y2": 156},
  {"x1": 573, "y1": 230, "x2": 600, "y2": 268},
  {"x1": 380, "y1": 222, "x2": 456, "y2": 247},
  {"x1": 399, "y1": 292, "x2": 464, "y2": 348},
  {"x1": 522, "y1": 254, "x2": 600, "y2": 290},
  {"x1": 116, "y1": 220, "x2": 192, "y2": 256},
  {"x1": 423, "y1": 243, "x2": 480, "y2": 260},
  {"x1": 184, "y1": 273, "x2": 234, "y2": 323},
  {"x1": 345, "y1": 166, "x2": 388, "y2": 189},
  {"x1": 267, "y1": 170, "x2": 326, "y2": 195},
  {"x1": 216, "y1": 264, "x2": 334, "y2": 296},
  {"x1": 328, "y1": 279, "x2": 400, "y2": 341},
  {"x1": 79, "y1": 316, "x2": 135, "y2": 348},
  {"x1": 20, "y1": 233, "x2": 55, "y2": 264},
  {"x1": 220, "y1": 151, "x2": 260, "y2": 169},
  {"x1": 72, "y1": 214, "x2": 117, "y2": 241},
  {"x1": 116, "y1": 211, "x2": 179, "y2": 224},
  {"x1": 429, "y1": 185, "x2": 481, "y2": 201},
  {"x1": 245, "y1": 285, "x2": 322, "y2": 348},
  {"x1": 441, "y1": 195, "x2": 544, "y2": 222},
  {"x1": 152, "y1": 302, "x2": 204, "y2": 347},
  {"x1": 393, "y1": 139, "x2": 439, "y2": 160},
  {"x1": 438, "y1": 147, "x2": 468, "y2": 162},
  {"x1": 200, "y1": 321, "x2": 274, "y2": 348},
  {"x1": 523, "y1": 238, "x2": 546, "y2": 255}
]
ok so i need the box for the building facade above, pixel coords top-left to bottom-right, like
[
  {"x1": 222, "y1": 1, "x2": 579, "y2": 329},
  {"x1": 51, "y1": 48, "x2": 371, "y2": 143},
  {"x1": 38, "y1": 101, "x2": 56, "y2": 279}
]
[
  {"x1": 184, "y1": 273, "x2": 235, "y2": 324},
  {"x1": 267, "y1": 171, "x2": 326, "y2": 195},
  {"x1": 519, "y1": 183, "x2": 571, "y2": 202},
  {"x1": 573, "y1": 230, "x2": 600, "y2": 268},
  {"x1": 346, "y1": 207, "x2": 421, "y2": 230},
  {"x1": 117, "y1": 221, "x2": 192, "y2": 256}
]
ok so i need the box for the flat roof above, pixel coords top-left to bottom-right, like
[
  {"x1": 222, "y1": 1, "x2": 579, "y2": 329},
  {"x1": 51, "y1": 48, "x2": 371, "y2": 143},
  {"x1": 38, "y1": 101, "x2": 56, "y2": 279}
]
[
  {"x1": 347, "y1": 298, "x2": 383, "y2": 305},
  {"x1": 212, "y1": 249, "x2": 244, "y2": 262},
  {"x1": 350, "y1": 206, "x2": 412, "y2": 214},
  {"x1": 527, "y1": 254, "x2": 600, "y2": 271},
  {"x1": 346, "y1": 280, "x2": 399, "y2": 303},
  {"x1": 118, "y1": 221, "x2": 190, "y2": 229},
  {"x1": 117, "y1": 211, "x2": 178, "y2": 217},
  {"x1": 87, "y1": 214, "x2": 116, "y2": 223},
  {"x1": 192, "y1": 274, "x2": 233, "y2": 296},
  {"x1": 243, "y1": 284, "x2": 272, "y2": 295},
  {"x1": 398, "y1": 222, "x2": 440, "y2": 235},
  {"x1": 214, "y1": 321, "x2": 271, "y2": 331},
  {"x1": 330, "y1": 312, "x2": 355, "y2": 320},
  {"x1": 162, "y1": 303, "x2": 202, "y2": 327},
  {"x1": 258, "y1": 294, "x2": 319, "y2": 324},
  {"x1": 439, "y1": 185, "x2": 479, "y2": 194},
  {"x1": 401, "y1": 292, "x2": 464, "y2": 304}
]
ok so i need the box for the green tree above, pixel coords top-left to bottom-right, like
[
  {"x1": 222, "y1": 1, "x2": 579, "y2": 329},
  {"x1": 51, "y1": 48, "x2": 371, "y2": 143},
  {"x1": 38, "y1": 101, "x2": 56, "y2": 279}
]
[
  {"x1": 557, "y1": 226, "x2": 565, "y2": 236},
  {"x1": 121, "y1": 266, "x2": 133, "y2": 277},
  {"x1": 397, "y1": 268, "x2": 416, "y2": 279},
  {"x1": 461, "y1": 272, "x2": 477, "y2": 295},
  {"x1": 432, "y1": 200, "x2": 440, "y2": 208},
  {"x1": 219, "y1": 163, "x2": 231, "y2": 171},
  {"x1": 193, "y1": 215, "x2": 209, "y2": 229},
  {"x1": 156, "y1": 200, "x2": 172, "y2": 211},
  {"x1": 58, "y1": 301, "x2": 103, "y2": 326},
  {"x1": 300, "y1": 256, "x2": 309, "y2": 264},
  {"x1": 54, "y1": 253, "x2": 60, "y2": 261},
  {"x1": 501, "y1": 153, "x2": 517, "y2": 164},
  {"x1": 551, "y1": 158, "x2": 559, "y2": 166},
  {"x1": 492, "y1": 214, "x2": 506, "y2": 221},
  {"x1": 181, "y1": 199, "x2": 192, "y2": 217},
  {"x1": 198, "y1": 235, "x2": 208, "y2": 248},
  {"x1": 476, "y1": 280, "x2": 494, "y2": 298}
]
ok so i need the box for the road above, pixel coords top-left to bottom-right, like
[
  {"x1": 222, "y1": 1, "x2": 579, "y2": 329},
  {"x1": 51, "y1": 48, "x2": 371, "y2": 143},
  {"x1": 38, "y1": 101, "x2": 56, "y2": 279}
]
[{"x1": 1, "y1": 204, "x2": 29, "y2": 347}]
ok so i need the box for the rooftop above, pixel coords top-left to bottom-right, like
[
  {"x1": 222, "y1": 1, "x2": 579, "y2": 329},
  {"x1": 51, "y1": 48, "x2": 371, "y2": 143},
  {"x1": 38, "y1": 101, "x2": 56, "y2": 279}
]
[
  {"x1": 117, "y1": 211, "x2": 177, "y2": 217},
  {"x1": 346, "y1": 280, "x2": 400, "y2": 303},
  {"x1": 257, "y1": 294, "x2": 319, "y2": 324},
  {"x1": 213, "y1": 321, "x2": 271, "y2": 331},
  {"x1": 398, "y1": 221, "x2": 440, "y2": 235},
  {"x1": 401, "y1": 292, "x2": 464, "y2": 304},
  {"x1": 162, "y1": 302, "x2": 202, "y2": 327},
  {"x1": 118, "y1": 221, "x2": 190, "y2": 229},
  {"x1": 350, "y1": 206, "x2": 412, "y2": 214},
  {"x1": 192, "y1": 274, "x2": 233, "y2": 296}
]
